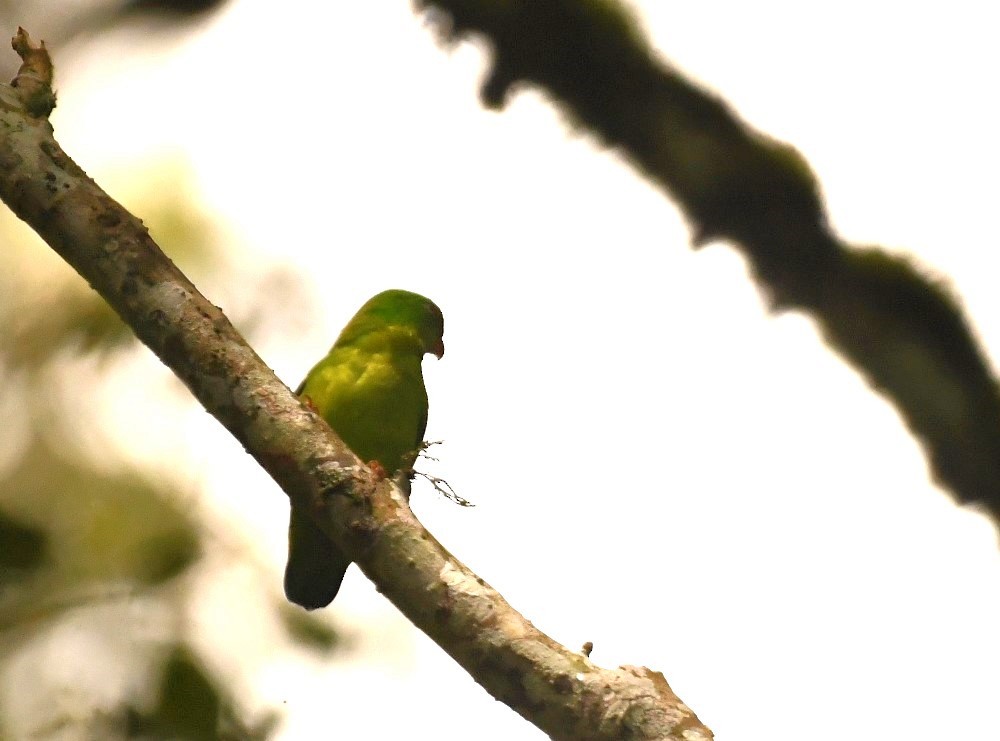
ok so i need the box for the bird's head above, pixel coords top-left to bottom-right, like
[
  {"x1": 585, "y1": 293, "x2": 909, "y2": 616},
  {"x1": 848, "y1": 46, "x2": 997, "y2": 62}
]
[
  {"x1": 350, "y1": 289, "x2": 444, "y2": 359},
  {"x1": 416, "y1": 296, "x2": 444, "y2": 359}
]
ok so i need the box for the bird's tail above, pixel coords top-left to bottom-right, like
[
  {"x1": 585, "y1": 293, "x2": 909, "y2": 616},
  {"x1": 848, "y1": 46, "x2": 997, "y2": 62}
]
[{"x1": 284, "y1": 505, "x2": 351, "y2": 610}]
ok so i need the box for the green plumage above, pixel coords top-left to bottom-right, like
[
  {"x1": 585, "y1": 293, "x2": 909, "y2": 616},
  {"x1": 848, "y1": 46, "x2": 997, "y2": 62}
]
[{"x1": 284, "y1": 290, "x2": 444, "y2": 610}]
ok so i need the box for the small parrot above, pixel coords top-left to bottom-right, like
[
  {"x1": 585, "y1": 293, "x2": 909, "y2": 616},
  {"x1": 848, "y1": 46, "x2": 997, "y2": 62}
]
[{"x1": 284, "y1": 289, "x2": 445, "y2": 610}]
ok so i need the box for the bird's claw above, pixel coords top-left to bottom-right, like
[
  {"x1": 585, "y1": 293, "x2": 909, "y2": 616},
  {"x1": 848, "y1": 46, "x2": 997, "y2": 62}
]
[{"x1": 368, "y1": 460, "x2": 388, "y2": 480}]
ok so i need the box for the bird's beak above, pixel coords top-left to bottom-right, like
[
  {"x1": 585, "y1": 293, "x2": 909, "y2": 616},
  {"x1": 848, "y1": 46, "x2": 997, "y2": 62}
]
[{"x1": 431, "y1": 338, "x2": 445, "y2": 359}]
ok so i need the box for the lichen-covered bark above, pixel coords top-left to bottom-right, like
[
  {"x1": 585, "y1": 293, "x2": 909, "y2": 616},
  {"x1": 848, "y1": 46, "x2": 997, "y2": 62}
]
[
  {"x1": 0, "y1": 29, "x2": 711, "y2": 741},
  {"x1": 417, "y1": 0, "x2": 1000, "y2": 517}
]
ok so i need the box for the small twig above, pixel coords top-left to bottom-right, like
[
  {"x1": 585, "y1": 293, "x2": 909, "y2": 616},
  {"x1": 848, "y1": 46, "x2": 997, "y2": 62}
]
[
  {"x1": 417, "y1": 439, "x2": 443, "y2": 462},
  {"x1": 414, "y1": 469, "x2": 474, "y2": 507},
  {"x1": 411, "y1": 441, "x2": 473, "y2": 506},
  {"x1": 10, "y1": 28, "x2": 56, "y2": 117}
]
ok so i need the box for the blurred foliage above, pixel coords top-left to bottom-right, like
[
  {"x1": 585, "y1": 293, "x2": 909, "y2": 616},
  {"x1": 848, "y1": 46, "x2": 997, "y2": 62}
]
[
  {"x1": 0, "y1": 435, "x2": 200, "y2": 625},
  {"x1": 0, "y1": 511, "x2": 46, "y2": 577},
  {"x1": 279, "y1": 601, "x2": 342, "y2": 653},
  {"x1": 0, "y1": 157, "x2": 341, "y2": 739},
  {"x1": 0, "y1": 287, "x2": 132, "y2": 370},
  {"x1": 0, "y1": 159, "x2": 218, "y2": 371},
  {"x1": 126, "y1": 646, "x2": 279, "y2": 740},
  {"x1": 128, "y1": 647, "x2": 222, "y2": 741}
]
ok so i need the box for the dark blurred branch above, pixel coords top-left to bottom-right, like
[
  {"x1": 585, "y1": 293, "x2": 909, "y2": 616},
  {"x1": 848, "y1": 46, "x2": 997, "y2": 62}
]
[
  {"x1": 0, "y1": 0, "x2": 229, "y2": 60},
  {"x1": 418, "y1": 0, "x2": 1000, "y2": 517},
  {"x1": 54, "y1": 0, "x2": 231, "y2": 47},
  {"x1": 0, "y1": 30, "x2": 711, "y2": 741}
]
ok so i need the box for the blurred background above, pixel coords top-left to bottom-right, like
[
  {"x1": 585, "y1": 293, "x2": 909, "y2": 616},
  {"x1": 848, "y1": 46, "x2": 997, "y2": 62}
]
[{"x1": 1, "y1": 1, "x2": 999, "y2": 739}]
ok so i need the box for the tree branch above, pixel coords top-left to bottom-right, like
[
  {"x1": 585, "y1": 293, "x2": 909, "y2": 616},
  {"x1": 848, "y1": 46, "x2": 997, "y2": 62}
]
[
  {"x1": 0, "y1": 29, "x2": 711, "y2": 741},
  {"x1": 417, "y1": 0, "x2": 1000, "y2": 519}
]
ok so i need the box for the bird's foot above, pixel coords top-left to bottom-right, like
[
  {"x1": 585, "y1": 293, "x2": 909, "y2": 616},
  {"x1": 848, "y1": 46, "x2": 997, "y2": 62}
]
[{"x1": 367, "y1": 460, "x2": 388, "y2": 480}]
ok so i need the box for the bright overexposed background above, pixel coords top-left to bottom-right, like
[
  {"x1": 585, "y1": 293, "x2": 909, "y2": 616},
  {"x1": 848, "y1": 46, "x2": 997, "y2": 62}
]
[{"x1": 10, "y1": 1, "x2": 1000, "y2": 738}]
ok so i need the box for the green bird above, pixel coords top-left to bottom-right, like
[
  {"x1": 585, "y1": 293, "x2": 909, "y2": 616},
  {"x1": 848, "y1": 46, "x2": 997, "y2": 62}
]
[{"x1": 284, "y1": 289, "x2": 445, "y2": 610}]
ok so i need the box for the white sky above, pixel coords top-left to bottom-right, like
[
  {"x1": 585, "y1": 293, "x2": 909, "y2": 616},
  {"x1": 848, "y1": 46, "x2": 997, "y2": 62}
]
[{"x1": 34, "y1": 1, "x2": 1000, "y2": 739}]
